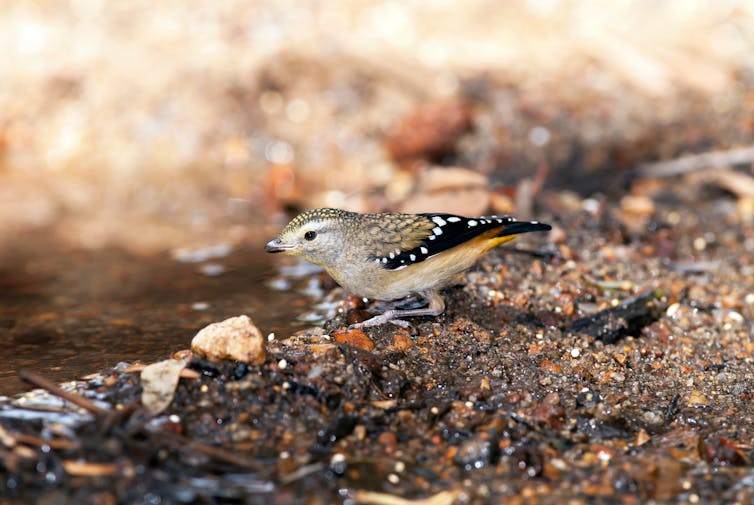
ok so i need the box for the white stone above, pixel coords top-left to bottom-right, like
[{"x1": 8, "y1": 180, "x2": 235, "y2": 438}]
[{"x1": 191, "y1": 315, "x2": 266, "y2": 365}]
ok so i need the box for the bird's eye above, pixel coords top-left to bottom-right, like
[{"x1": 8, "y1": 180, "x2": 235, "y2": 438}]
[{"x1": 304, "y1": 231, "x2": 317, "y2": 241}]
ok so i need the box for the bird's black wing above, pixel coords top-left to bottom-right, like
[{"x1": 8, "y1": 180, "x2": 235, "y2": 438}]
[{"x1": 379, "y1": 214, "x2": 549, "y2": 270}]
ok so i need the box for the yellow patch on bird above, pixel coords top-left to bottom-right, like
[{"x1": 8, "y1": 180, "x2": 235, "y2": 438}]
[
  {"x1": 374, "y1": 227, "x2": 513, "y2": 299},
  {"x1": 484, "y1": 233, "x2": 519, "y2": 251}
]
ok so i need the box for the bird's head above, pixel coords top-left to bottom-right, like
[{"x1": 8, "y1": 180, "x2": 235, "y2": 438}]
[{"x1": 265, "y1": 208, "x2": 354, "y2": 267}]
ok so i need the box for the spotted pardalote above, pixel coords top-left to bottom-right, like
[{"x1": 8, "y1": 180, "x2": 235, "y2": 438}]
[{"x1": 265, "y1": 208, "x2": 551, "y2": 328}]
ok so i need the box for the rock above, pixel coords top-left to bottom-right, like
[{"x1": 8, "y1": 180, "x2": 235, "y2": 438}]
[
  {"x1": 539, "y1": 359, "x2": 562, "y2": 374},
  {"x1": 700, "y1": 435, "x2": 750, "y2": 465},
  {"x1": 385, "y1": 101, "x2": 473, "y2": 162},
  {"x1": 490, "y1": 191, "x2": 516, "y2": 214},
  {"x1": 387, "y1": 331, "x2": 414, "y2": 352},
  {"x1": 455, "y1": 436, "x2": 499, "y2": 470},
  {"x1": 261, "y1": 163, "x2": 300, "y2": 212},
  {"x1": 686, "y1": 390, "x2": 710, "y2": 407},
  {"x1": 397, "y1": 166, "x2": 491, "y2": 215},
  {"x1": 399, "y1": 187, "x2": 491, "y2": 216},
  {"x1": 191, "y1": 315, "x2": 266, "y2": 365},
  {"x1": 376, "y1": 431, "x2": 398, "y2": 453},
  {"x1": 619, "y1": 194, "x2": 655, "y2": 233},
  {"x1": 418, "y1": 166, "x2": 488, "y2": 193},
  {"x1": 332, "y1": 329, "x2": 375, "y2": 352}
]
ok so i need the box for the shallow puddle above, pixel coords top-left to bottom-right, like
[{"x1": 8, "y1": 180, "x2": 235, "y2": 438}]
[{"x1": 0, "y1": 232, "x2": 308, "y2": 395}]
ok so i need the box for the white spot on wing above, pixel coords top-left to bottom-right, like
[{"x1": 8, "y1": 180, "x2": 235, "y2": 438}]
[
  {"x1": 433, "y1": 227, "x2": 443, "y2": 235},
  {"x1": 389, "y1": 252, "x2": 395, "y2": 259},
  {"x1": 409, "y1": 254, "x2": 416, "y2": 261},
  {"x1": 447, "y1": 216, "x2": 461, "y2": 223},
  {"x1": 420, "y1": 247, "x2": 428, "y2": 254},
  {"x1": 468, "y1": 220, "x2": 478, "y2": 227},
  {"x1": 432, "y1": 216, "x2": 447, "y2": 226},
  {"x1": 382, "y1": 257, "x2": 387, "y2": 263},
  {"x1": 429, "y1": 235, "x2": 436, "y2": 240}
]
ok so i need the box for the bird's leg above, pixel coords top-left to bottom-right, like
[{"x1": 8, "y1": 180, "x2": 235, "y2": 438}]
[
  {"x1": 349, "y1": 291, "x2": 446, "y2": 329},
  {"x1": 371, "y1": 294, "x2": 425, "y2": 312}
]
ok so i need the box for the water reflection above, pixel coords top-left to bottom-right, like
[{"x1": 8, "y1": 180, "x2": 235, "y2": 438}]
[{"x1": 0, "y1": 232, "x2": 307, "y2": 395}]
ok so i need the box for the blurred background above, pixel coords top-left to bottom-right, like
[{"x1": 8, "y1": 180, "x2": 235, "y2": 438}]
[
  {"x1": 2, "y1": 0, "x2": 754, "y2": 392},
  {"x1": 2, "y1": 0, "x2": 753, "y2": 250}
]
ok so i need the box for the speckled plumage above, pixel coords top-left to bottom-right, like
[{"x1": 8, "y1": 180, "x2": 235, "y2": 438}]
[{"x1": 266, "y1": 208, "x2": 551, "y2": 327}]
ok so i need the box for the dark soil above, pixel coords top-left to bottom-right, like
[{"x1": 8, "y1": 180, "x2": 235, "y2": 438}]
[{"x1": 2, "y1": 181, "x2": 754, "y2": 504}]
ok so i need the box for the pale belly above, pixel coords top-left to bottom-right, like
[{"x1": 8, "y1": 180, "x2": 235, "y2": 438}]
[{"x1": 330, "y1": 244, "x2": 487, "y2": 300}]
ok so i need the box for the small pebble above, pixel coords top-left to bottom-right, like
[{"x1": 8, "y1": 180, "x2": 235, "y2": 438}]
[
  {"x1": 582, "y1": 198, "x2": 600, "y2": 214},
  {"x1": 199, "y1": 263, "x2": 225, "y2": 276},
  {"x1": 687, "y1": 390, "x2": 710, "y2": 407},
  {"x1": 191, "y1": 315, "x2": 267, "y2": 365}
]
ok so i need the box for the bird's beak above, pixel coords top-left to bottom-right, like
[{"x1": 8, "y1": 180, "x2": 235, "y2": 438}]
[{"x1": 264, "y1": 237, "x2": 294, "y2": 253}]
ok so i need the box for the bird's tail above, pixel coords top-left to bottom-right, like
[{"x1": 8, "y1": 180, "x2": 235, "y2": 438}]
[
  {"x1": 486, "y1": 220, "x2": 551, "y2": 249},
  {"x1": 497, "y1": 220, "x2": 551, "y2": 238}
]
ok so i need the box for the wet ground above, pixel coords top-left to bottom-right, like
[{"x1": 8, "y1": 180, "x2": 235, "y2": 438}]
[
  {"x1": 2, "y1": 185, "x2": 754, "y2": 504},
  {"x1": 0, "y1": 232, "x2": 307, "y2": 396}
]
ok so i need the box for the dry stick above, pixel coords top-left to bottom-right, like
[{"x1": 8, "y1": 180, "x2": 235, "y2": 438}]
[
  {"x1": 13, "y1": 433, "x2": 79, "y2": 450},
  {"x1": 637, "y1": 145, "x2": 754, "y2": 178},
  {"x1": 18, "y1": 369, "x2": 108, "y2": 416},
  {"x1": 156, "y1": 431, "x2": 267, "y2": 471},
  {"x1": 515, "y1": 161, "x2": 549, "y2": 219}
]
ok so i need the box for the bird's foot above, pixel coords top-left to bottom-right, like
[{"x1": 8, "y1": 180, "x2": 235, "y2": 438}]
[
  {"x1": 348, "y1": 309, "x2": 400, "y2": 329},
  {"x1": 347, "y1": 291, "x2": 445, "y2": 329},
  {"x1": 348, "y1": 313, "x2": 412, "y2": 329}
]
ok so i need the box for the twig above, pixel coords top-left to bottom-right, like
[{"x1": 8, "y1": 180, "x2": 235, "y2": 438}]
[
  {"x1": 13, "y1": 433, "x2": 79, "y2": 450},
  {"x1": 353, "y1": 489, "x2": 461, "y2": 505},
  {"x1": 155, "y1": 431, "x2": 267, "y2": 471},
  {"x1": 637, "y1": 146, "x2": 754, "y2": 178},
  {"x1": 508, "y1": 246, "x2": 559, "y2": 260},
  {"x1": 99, "y1": 401, "x2": 139, "y2": 433},
  {"x1": 18, "y1": 369, "x2": 108, "y2": 416},
  {"x1": 515, "y1": 162, "x2": 549, "y2": 218},
  {"x1": 279, "y1": 462, "x2": 325, "y2": 485},
  {"x1": 670, "y1": 260, "x2": 721, "y2": 273},
  {"x1": 62, "y1": 460, "x2": 123, "y2": 476}
]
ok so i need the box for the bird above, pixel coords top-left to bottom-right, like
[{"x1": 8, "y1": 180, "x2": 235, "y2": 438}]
[{"x1": 265, "y1": 208, "x2": 551, "y2": 328}]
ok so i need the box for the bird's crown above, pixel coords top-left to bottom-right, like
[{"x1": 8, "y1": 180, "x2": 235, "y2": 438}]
[{"x1": 281, "y1": 208, "x2": 353, "y2": 234}]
